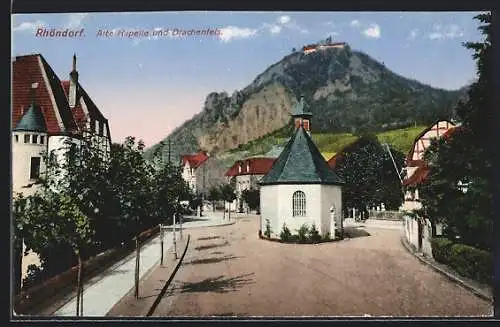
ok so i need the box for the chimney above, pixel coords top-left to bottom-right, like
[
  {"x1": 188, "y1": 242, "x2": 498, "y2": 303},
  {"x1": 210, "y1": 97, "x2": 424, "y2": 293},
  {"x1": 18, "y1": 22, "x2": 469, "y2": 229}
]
[{"x1": 69, "y1": 54, "x2": 79, "y2": 108}]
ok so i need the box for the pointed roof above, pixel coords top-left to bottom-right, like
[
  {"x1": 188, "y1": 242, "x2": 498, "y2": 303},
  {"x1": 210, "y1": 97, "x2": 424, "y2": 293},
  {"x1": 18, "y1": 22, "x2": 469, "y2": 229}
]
[
  {"x1": 13, "y1": 103, "x2": 47, "y2": 132},
  {"x1": 260, "y1": 126, "x2": 344, "y2": 185},
  {"x1": 291, "y1": 96, "x2": 313, "y2": 117}
]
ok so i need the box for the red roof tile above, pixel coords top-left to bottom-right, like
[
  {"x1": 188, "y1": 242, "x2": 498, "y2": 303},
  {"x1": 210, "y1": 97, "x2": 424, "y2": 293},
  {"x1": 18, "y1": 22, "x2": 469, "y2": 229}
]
[
  {"x1": 12, "y1": 54, "x2": 109, "y2": 139},
  {"x1": 181, "y1": 151, "x2": 209, "y2": 169},
  {"x1": 403, "y1": 166, "x2": 430, "y2": 186},
  {"x1": 225, "y1": 157, "x2": 277, "y2": 176}
]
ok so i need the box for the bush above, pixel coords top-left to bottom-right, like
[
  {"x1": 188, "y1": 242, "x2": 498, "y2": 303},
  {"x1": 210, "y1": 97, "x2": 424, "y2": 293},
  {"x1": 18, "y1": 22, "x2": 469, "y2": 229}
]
[
  {"x1": 308, "y1": 224, "x2": 322, "y2": 243},
  {"x1": 297, "y1": 224, "x2": 310, "y2": 244},
  {"x1": 264, "y1": 219, "x2": 272, "y2": 238},
  {"x1": 280, "y1": 223, "x2": 292, "y2": 242},
  {"x1": 431, "y1": 237, "x2": 492, "y2": 285},
  {"x1": 431, "y1": 237, "x2": 454, "y2": 263}
]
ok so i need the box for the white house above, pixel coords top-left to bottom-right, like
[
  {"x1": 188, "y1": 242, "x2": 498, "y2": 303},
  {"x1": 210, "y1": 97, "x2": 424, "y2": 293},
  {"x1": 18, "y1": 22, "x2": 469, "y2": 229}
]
[
  {"x1": 180, "y1": 150, "x2": 209, "y2": 195},
  {"x1": 401, "y1": 120, "x2": 456, "y2": 257},
  {"x1": 225, "y1": 156, "x2": 276, "y2": 212},
  {"x1": 12, "y1": 53, "x2": 112, "y2": 285},
  {"x1": 259, "y1": 97, "x2": 344, "y2": 238}
]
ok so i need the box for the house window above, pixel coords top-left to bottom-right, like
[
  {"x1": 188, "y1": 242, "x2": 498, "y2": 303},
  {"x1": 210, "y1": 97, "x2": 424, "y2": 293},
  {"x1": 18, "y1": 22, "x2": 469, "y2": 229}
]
[
  {"x1": 15, "y1": 135, "x2": 19, "y2": 142},
  {"x1": 292, "y1": 190, "x2": 306, "y2": 217},
  {"x1": 40, "y1": 136, "x2": 45, "y2": 144},
  {"x1": 24, "y1": 134, "x2": 30, "y2": 143},
  {"x1": 95, "y1": 120, "x2": 100, "y2": 135},
  {"x1": 30, "y1": 157, "x2": 41, "y2": 179},
  {"x1": 32, "y1": 135, "x2": 38, "y2": 144}
]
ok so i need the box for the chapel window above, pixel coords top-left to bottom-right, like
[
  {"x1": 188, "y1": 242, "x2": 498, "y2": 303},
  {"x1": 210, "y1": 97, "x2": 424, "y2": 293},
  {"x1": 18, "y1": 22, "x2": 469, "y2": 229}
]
[{"x1": 292, "y1": 190, "x2": 306, "y2": 217}]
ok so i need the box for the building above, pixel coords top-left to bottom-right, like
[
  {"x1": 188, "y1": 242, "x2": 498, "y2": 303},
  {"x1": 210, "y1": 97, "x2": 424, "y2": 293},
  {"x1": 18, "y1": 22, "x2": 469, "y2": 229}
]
[
  {"x1": 12, "y1": 53, "x2": 112, "y2": 197},
  {"x1": 302, "y1": 42, "x2": 346, "y2": 54},
  {"x1": 180, "y1": 150, "x2": 210, "y2": 195},
  {"x1": 224, "y1": 156, "x2": 277, "y2": 212},
  {"x1": 259, "y1": 97, "x2": 344, "y2": 238},
  {"x1": 12, "y1": 53, "x2": 112, "y2": 285},
  {"x1": 401, "y1": 119, "x2": 456, "y2": 211},
  {"x1": 401, "y1": 120, "x2": 456, "y2": 257}
]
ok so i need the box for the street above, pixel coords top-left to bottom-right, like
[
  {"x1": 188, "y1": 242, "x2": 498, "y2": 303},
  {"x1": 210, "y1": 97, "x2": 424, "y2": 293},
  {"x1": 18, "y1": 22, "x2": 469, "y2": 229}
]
[{"x1": 152, "y1": 215, "x2": 492, "y2": 317}]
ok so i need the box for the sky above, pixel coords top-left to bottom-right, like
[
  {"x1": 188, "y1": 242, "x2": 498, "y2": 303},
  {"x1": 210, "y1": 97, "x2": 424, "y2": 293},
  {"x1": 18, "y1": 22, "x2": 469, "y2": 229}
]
[{"x1": 12, "y1": 11, "x2": 486, "y2": 148}]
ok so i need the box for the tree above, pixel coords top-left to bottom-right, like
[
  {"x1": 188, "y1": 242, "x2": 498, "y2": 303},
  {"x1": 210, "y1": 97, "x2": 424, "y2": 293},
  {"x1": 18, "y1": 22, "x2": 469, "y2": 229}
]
[
  {"x1": 417, "y1": 13, "x2": 492, "y2": 251},
  {"x1": 333, "y1": 134, "x2": 404, "y2": 217},
  {"x1": 242, "y1": 189, "x2": 260, "y2": 213},
  {"x1": 107, "y1": 137, "x2": 155, "y2": 298},
  {"x1": 219, "y1": 183, "x2": 236, "y2": 220},
  {"x1": 15, "y1": 190, "x2": 94, "y2": 316},
  {"x1": 207, "y1": 186, "x2": 221, "y2": 212}
]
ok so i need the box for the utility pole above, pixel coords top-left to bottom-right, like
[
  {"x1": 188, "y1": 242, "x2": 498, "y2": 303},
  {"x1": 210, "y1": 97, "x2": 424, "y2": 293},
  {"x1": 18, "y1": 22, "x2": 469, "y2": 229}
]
[
  {"x1": 172, "y1": 213, "x2": 178, "y2": 259},
  {"x1": 383, "y1": 143, "x2": 406, "y2": 198},
  {"x1": 168, "y1": 139, "x2": 171, "y2": 165}
]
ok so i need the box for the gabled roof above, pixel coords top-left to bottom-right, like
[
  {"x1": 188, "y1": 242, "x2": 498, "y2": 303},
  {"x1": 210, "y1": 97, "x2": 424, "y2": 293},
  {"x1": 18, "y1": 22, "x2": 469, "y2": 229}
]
[
  {"x1": 61, "y1": 80, "x2": 108, "y2": 126},
  {"x1": 225, "y1": 157, "x2": 277, "y2": 177},
  {"x1": 406, "y1": 119, "x2": 455, "y2": 162},
  {"x1": 13, "y1": 103, "x2": 47, "y2": 132},
  {"x1": 260, "y1": 126, "x2": 344, "y2": 185},
  {"x1": 181, "y1": 151, "x2": 209, "y2": 169},
  {"x1": 12, "y1": 54, "x2": 78, "y2": 134}
]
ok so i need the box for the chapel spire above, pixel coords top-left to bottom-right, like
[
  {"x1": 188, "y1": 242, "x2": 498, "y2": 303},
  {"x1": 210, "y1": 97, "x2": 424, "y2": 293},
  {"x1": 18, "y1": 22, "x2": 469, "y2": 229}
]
[{"x1": 291, "y1": 95, "x2": 313, "y2": 134}]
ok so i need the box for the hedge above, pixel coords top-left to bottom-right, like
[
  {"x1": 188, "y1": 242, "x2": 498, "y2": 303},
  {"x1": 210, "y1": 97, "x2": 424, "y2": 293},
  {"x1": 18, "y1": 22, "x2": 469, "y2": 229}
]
[{"x1": 431, "y1": 237, "x2": 492, "y2": 285}]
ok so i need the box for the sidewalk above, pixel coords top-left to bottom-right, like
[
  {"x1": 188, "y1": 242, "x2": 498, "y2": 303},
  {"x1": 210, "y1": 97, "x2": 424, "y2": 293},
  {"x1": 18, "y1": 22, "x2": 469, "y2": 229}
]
[
  {"x1": 53, "y1": 233, "x2": 174, "y2": 317},
  {"x1": 401, "y1": 236, "x2": 493, "y2": 303},
  {"x1": 106, "y1": 235, "x2": 190, "y2": 317},
  {"x1": 52, "y1": 214, "x2": 231, "y2": 317}
]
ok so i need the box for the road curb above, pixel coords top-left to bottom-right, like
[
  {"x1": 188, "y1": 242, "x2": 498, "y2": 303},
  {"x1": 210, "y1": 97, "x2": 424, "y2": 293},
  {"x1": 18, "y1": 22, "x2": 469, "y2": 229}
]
[
  {"x1": 400, "y1": 237, "x2": 493, "y2": 303},
  {"x1": 146, "y1": 234, "x2": 191, "y2": 316}
]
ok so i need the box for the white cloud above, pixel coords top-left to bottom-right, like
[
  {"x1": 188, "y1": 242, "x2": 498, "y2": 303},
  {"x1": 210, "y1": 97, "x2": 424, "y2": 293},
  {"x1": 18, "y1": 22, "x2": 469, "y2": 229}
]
[
  {"x1": 269, "y1": 24, "x2": 282, "y2": 35},
  {"x1": 12, "y1": 20, "x2": 46, "y2": 33},
  {"x1": 350, "y1": 20, "x2": 360, "y2": 28},
  {"x1": 363, "y1": 24, "x2": 381, "y2": 39},
  {"x1": 219, "y1": 26, "x2": 258, "y2": 42},
  {"x1": 428, "y1": 24, "x2": 464, "y2": 40},
  {"x1": 64, "y1": 13, "x2": 88, "y2": 29},
  {"x1": 278, "y1": 15, "x2": 291, "y2": 24}
]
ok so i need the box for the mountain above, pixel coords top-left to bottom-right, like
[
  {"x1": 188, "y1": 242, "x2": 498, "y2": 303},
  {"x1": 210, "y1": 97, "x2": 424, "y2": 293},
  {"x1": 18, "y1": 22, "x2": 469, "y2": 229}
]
[{"x1": 143, "y1": 41, "x2": 468, "y2": 166}]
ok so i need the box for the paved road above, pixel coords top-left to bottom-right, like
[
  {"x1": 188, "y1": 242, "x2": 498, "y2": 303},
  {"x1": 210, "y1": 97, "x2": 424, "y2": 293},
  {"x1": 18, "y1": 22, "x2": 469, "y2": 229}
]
[
  {"x1": 153, "y1": 215, "x2": 492, "y2": 317},
  {"x1": 54, "y1": 212, "x2": 227, "y2": 317}
]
